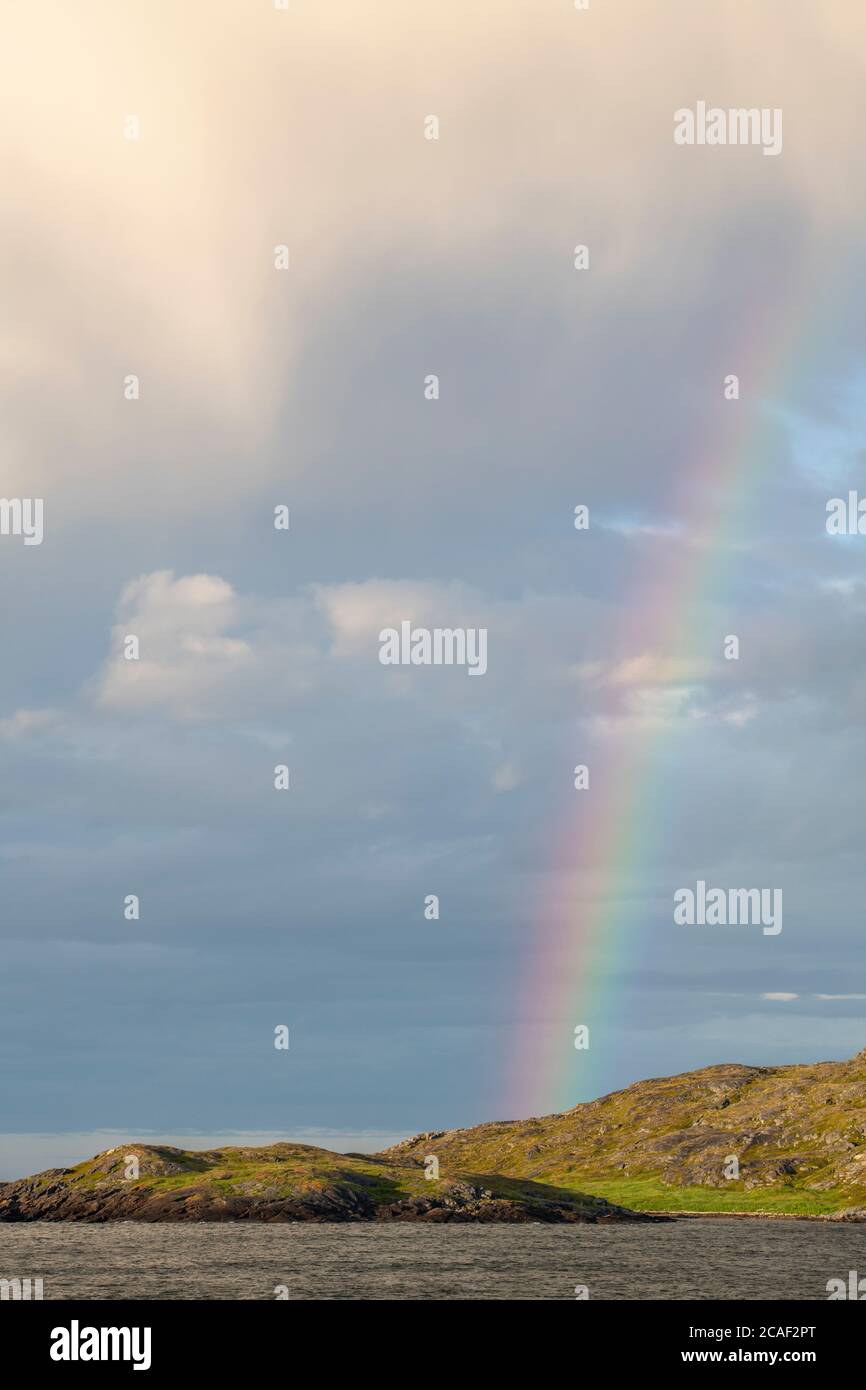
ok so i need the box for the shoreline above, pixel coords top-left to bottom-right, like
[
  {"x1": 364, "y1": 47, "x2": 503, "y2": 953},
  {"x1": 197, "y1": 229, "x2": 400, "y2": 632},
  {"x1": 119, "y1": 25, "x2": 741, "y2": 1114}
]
[{"x1": 648, "y1": 1209, "x2": 861, "y2": 1222}]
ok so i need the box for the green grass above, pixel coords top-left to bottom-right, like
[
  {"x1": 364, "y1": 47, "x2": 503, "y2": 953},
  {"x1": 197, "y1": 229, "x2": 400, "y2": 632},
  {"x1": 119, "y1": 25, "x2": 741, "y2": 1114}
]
[{"x1": 571, "y1": 1175, "x2": 853, "y2": 1216}]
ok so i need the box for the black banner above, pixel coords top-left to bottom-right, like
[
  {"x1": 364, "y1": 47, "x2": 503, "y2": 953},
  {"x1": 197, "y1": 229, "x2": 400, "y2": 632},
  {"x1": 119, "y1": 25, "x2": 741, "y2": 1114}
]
[{"x1": 5, "y1": 1299, "x2": 861, "y2": 1374}]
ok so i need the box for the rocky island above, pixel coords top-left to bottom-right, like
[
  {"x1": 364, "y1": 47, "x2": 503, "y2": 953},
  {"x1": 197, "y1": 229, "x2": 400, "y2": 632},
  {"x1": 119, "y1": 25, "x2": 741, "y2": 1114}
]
[
  {"x1": 0, "y1": 1143, "x2": 658, "y2": 1224},
  {"x1": 6, "y1": 1045, "x2": 866, "y2": 1223}
]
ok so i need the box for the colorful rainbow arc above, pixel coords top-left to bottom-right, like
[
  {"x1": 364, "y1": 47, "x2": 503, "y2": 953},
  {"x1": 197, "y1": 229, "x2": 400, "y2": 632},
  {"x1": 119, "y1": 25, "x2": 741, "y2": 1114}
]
[{"x1": 508, "y1": 284, "x2": 835, "y2": 1119}]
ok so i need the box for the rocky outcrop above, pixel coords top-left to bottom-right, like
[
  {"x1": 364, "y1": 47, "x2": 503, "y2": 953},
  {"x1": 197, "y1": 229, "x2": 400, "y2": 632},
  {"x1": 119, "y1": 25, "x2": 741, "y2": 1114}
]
[
  {"x1": 0, "y1": 1143, "x2": 663, "y2": 1224},
  {"x1": 382, "y1": 1046, "x2": 866, "y2": 1215}
]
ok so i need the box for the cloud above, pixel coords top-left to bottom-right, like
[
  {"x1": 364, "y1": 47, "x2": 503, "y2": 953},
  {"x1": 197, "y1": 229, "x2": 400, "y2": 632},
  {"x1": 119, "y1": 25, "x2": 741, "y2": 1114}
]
[
  {"x1": 91, "y1": 570, "x2": 341, "y2": 722},
  {"x1": 0, "y1": 708, "x2": 60, "y2": 740},
  {"x1": 492, "y1": 762, "x2": 522, "y2": 793},
  {"x1": 4, "y1": 0, "x2": 866, "y2": 522},
  {"x1": 4, "y1": 0, "x2": 866, "y2": 1136},
  {"x1": 598, "y1": 518, "x2": 684, "y2": 539},
  {"x1": 94, "y1": 572, "x2": 252, "y2": 721},
  {"x1": 90, "y1": 571, "x2": 607, "y2": 725}
]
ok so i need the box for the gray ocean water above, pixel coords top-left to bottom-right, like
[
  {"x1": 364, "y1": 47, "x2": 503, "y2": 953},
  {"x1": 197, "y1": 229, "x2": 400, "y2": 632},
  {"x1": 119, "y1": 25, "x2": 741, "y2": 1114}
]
[{"x1": 2, "y1": 1220, "x2": 866, "y2": 1299}]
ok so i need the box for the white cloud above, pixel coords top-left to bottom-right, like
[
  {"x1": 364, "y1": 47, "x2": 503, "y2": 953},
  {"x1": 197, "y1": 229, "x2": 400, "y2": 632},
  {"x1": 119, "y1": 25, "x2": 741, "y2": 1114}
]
[{"x1": 94, "y1": 571, "x2": 252, "y2": 721}]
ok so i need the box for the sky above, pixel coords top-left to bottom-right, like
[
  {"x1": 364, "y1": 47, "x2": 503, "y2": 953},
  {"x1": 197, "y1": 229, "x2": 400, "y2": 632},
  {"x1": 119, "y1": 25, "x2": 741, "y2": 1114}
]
[{"x1": 2, "y1": 0, "x2": 866, "y2": 1179}]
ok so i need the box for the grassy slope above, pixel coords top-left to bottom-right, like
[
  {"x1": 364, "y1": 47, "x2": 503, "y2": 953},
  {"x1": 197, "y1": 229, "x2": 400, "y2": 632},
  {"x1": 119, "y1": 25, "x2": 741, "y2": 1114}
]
[
  {"x1": 573, "y1": 1178, "x2": 848, "y2": 1215},
  {"x1": 381, "y1": 1051, "x2": 866, "y2": 1215}
]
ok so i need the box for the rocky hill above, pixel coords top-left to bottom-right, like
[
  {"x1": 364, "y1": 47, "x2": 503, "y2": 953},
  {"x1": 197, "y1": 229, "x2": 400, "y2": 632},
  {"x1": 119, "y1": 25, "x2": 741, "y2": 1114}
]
[
  {"x1": 0, "y1": 1142, "x2": 657, "y2": 1224},
  {"x1": 8, "y1": 1048, "x2": 865, "y2": 1221},
  {"x1": 382, "y1": 1048, "x2": 866, "y2": 1217}
]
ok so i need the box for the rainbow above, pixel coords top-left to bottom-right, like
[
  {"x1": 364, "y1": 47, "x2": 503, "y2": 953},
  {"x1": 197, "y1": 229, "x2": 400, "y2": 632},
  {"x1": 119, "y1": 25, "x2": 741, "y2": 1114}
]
[{"x1": 507, "y1": 284, "x2": 833, "y2": 1119}]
